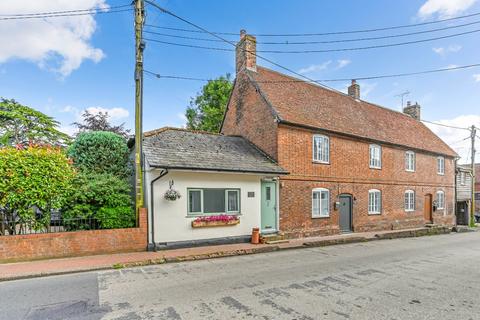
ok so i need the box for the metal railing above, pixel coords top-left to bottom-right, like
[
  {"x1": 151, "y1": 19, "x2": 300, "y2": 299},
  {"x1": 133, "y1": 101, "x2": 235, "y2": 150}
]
[{"x1": 0, "y1": 216, "x2": 135, "y2": 236}]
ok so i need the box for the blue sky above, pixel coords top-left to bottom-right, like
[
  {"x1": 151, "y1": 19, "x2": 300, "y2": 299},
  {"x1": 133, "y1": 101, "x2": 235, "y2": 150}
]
[{"x1": 0, "y1": 0, "x2": 479, "y2": 162}]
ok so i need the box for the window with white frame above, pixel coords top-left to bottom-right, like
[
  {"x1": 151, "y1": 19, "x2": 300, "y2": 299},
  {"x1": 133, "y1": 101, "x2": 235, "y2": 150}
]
[
  {"x1": 404, "y1": 190, "x2": 415, "y2": 212},
  {"x1": 460, "y1": 171, "x2": 466, "y2": 185},
  {"x1": 368, "y1": 189, "x2": 381, "y2": 214},
  {"x1": 405, "y1": 151, "x2": 415, "y2": 172},
  {"x1": 312, "y1": 188, "x2": 330, "y2": 218},
  {"x1": 187, "y1": 188, "x2": 240, "y2": 215},
  {"x1": 437, "y1": 156, "x2": 445, "y2": 175},
  {"x1": 436, "y1": 191, "x2": 445, "y2": 210},
  {"x1": 313, "y1": 135, "x2": 330, "y2": 163},
  {"x1": 369, "y1": 144, "x2": 382, "y2": 169}
]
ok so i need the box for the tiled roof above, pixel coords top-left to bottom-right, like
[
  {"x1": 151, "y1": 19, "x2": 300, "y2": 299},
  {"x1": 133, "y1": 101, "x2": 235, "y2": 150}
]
[
  {"x1": 143, "y1": 127, "x2": 288, "y2": 174},
  {"x1": 248, "y1": 66, "x2": 457, "y2": 157}
]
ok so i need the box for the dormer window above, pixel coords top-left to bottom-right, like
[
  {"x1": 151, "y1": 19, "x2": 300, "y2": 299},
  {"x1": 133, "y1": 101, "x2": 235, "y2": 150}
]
[
  {"x1": 369, "y1": 144, "x2": 381, "y2": 169},
  {"x1": 313, "y1": 135, "x2": 330, "y2": 164},
  {"x1": 437, "y1": 156, "x2": 445, "y2": 175},
  {"x1": 405, "y1": 151, "x2": 415, "y2": 172}
]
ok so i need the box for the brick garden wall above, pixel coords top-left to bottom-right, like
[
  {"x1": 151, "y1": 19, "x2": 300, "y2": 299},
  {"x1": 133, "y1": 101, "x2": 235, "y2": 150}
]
[
  {"x1": 277, "y1": 125, "x2": 455, "y2": 238},
  {"x1": 0, "y1": 208, "x2": 148, "y2": 263}
]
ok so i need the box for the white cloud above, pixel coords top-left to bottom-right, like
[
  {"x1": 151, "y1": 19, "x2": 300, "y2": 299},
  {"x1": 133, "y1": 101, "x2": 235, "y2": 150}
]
[
  {"x1": 425, "y1": 114, "x2": 480, "y2": 163},
  {"x1": 86, "y1": 107, "x2": 129, "y2": 120},
  {"x1": 473, "y1": 74, "x2": 480, "y2": 82},
  {"x1": 432, "y1": 45, "x2": 462, "y2": 56},
  {"x1": 418, "y1": 0, "x2": 478, "y2": 18},
  {"x1": 0, "y1": 0, "x2": 107, "y2": 76},
  {"x1": 336, "y1": 59, "x2": 351, "y2": 69},
  {"x1": 298, "y1": 61, "x2": 332, "y2": 74}
]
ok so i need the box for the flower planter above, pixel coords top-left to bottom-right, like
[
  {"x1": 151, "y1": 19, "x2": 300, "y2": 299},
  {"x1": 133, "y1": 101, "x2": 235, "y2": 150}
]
[{"x1": 191, "y1": 219, "x2": 240, "y2": 228}]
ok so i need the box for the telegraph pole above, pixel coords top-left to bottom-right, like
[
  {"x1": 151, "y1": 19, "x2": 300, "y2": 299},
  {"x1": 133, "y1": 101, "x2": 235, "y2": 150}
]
[
  {"x1": 134, "y1": 0, "x2": 145, "y2": 217},
  {"x1": 470, "y1": 125, "x2": 477, "y2": 226}
]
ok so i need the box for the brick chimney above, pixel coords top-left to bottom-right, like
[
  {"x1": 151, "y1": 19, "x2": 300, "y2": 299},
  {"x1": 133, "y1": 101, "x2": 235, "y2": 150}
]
[
  {"x1": 236, "y1": 29, "x2": 257, "y2": 73},
  {"x1": 403, "y1": 101, "x2": 421, "y2": 120},
  {"x1": 348, "y1": 80, "x2": 360, "y2": 100}
]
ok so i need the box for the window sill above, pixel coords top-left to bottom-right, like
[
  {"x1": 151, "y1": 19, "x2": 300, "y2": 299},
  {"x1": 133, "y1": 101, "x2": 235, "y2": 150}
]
[
  {"x1": 368, "y1": 212, "x2": 381, "y2": 215},
  {"x1": 369, "y1": 166, "x2": 382, "y2": 170},
  {"x1": 312, "y1": 160, "x2": 330, "y2": 165},
  {"x1": 405, "y1": 209, "x2": 415, "y2": 212},
  {"x1": 312, "y1": 215, "x2": 330, "y2": 219},
  {"x1": 405, "y1": 169, "x2": 415, "y2": 173},
  {"x1": 186, "y1": 213, "x2": 242, "y2": 218}
]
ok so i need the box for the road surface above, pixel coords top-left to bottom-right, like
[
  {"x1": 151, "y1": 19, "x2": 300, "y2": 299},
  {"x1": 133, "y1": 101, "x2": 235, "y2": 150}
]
[{"x1": 1, "y1": 232, "x2": 479, "y2": 319}]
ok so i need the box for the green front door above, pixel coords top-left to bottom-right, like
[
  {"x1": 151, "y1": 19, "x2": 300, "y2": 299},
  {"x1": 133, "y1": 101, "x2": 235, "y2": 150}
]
[{"x1": 261, "y1": 181, "x2": 277, "y2": 232}]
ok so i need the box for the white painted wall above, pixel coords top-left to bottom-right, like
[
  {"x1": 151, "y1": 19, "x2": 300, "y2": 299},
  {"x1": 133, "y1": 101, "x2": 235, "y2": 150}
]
[{"x1": 146, "y1": 170, "x2": 263, "y2": 244}]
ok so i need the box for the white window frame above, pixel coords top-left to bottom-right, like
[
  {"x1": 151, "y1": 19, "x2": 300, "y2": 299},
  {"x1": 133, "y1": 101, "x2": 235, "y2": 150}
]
[
  {"x1": 368, "y1": 189, "x2": 381, "y2": 215},
  {"x1": 404, "y1": 190, "x2": 415, "y2": 212},
  {"x1": 187, "y1": 188, "x2": 241, "y2": 216},
  {"x1": 436, "y1": 190, "x2": 445, "y2": 210},
  {"x1": 312, "y1": 188, "x2": 330, "y2": 218},
  {"x1": 313, "y1": 134, "x2": 330, "y2": 164},
  {"x1": 226, "y1": 189, "x2": 240, "y2": 214},
  {"x1": 405, "y1": 151, "x2": 415, "y2": 172},
  {"x1": 437, "y1": 156, "x2": 445, "y2": 175},
  {"x1": 369, "y1": 144, "x2": 382, "y2": 169}
]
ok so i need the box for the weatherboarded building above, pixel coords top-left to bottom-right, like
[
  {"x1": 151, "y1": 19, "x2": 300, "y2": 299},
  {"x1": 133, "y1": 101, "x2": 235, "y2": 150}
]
[{"x1": 221, "y1": 31, "x2": 457, "y2": 238}]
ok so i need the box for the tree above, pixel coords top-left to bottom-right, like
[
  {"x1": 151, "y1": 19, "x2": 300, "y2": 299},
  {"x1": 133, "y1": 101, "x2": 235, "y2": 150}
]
[
  {"x1": 62, "y1": 172, "x2": 135, "y2": 230},
  {"x1": 0, "y1": 98, "x2": 71, "y2": 147},
  {"x1": 67, "y1": 131, "x2": 132, "y2": 178},
  {"x1": 0, "y1": 146, "x2": 75, "y2": 235},
  {"x1": 185, "y1": 74, "x2": 233, "y2": 132},
  {"x1": 73, "y1": 110, "x2": 130, "y2": 138}
]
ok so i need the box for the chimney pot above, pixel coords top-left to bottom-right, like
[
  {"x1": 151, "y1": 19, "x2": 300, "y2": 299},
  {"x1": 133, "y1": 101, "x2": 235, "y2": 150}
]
[{"x1": 348, "y1": 79, "x2": 360, "y2": 100}]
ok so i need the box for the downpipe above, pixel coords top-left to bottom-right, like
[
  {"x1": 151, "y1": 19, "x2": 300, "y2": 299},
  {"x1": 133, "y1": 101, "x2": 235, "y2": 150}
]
[{"x1": 150, "y1": 169, "x2": 168, "y2": 252}]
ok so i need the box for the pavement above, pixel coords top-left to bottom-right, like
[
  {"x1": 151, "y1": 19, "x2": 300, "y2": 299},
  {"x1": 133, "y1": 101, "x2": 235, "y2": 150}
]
[
  {"x1": 1, "y1": 232, "x2": 479, "y2": 319},
  {"x1": 0, "y1": 227, "x2": 451, "y2": 281}
]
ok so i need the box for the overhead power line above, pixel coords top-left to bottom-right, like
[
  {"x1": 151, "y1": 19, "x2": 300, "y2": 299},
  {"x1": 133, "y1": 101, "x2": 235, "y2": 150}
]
[
  {"x1": 144, "y1": 28, "x2": 480, "y2": 53},
  {"x1": 421, "y1": 119, "x2": 471, "y2": 131},
  {"x1": 144, "y1": 10, "x2": 480, "y2": 37},
  {"x1": 0, "y1": 4, "x2": 132, "y2": 17},
  {"x1": 0, "y1": 6, "x2": 133, "y2": 21},
  {"x1": 144, "y1": 63, "x2": 480, "y2": 83},
  {"x1": 144, "y1": 19, "x2": 480, "y2": 45},
  {"x1": 143, "y1": 0, "x2": 340, "y2": 93}
]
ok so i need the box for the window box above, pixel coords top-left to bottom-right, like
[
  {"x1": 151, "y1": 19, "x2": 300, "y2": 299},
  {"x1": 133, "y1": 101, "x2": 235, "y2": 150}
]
[{"x1": 191, "y1": 215, "x2": 240, "y2": 228}]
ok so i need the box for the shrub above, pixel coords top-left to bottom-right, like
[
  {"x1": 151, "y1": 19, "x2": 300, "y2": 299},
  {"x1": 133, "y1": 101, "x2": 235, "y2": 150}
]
[
  {"x1": 0, "y1": 146, "x2": 75, "y2": 234},
  {"x1": 62, "y1": 172, "x2": 135, "y2": 229},
  {"x1": 67, "y1": 131, "x2": 131, "y2": 178}
]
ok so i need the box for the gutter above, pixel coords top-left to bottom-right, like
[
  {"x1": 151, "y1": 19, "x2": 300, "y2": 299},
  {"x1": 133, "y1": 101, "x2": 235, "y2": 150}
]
[
  {"x1": 150, "y1": 169, "x2": 168, "y2": 252},
  {"x1": 148, "y1": 165, "x2": 288, "y2": 175}
]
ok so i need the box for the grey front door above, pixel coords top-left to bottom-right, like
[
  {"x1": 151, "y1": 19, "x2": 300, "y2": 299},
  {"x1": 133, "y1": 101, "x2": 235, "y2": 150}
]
[{"x1": 339, "y1": 195, "x2": 352, "y2": 232}]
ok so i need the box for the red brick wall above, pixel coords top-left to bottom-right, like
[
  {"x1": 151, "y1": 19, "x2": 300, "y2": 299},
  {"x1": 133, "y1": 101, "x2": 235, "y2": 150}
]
[
  {"x1": 0, "y1": 208, "x2": 148, "y2": 263},
  {"x1": 221, "y1": 72, "x2": 278, "y2": 160},
  {"x1": 277, "y1": 125, "x2": 455, "y2": 237}
]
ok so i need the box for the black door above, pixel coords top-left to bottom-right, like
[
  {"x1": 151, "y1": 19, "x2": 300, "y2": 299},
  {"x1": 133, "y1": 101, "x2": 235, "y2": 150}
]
[
  {"x1": 339, "y1": 195, "x2": 353, "y2": 232},
  {"x1": 456, "y1": 201, "x2": 468, "y2": 225}
]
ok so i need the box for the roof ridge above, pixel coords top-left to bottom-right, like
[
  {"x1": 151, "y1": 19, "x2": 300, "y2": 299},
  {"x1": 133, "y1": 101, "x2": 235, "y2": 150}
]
[{"x1": 144, "y1": 126, "x2": 223, "y2": 137}]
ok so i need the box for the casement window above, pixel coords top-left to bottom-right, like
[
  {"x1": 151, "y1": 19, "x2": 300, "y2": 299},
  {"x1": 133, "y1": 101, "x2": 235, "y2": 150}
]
[
  {"x1": 460, "y1": 172, "x2": 466, "y2": 185},
  {"x1": 436, "y1": 191, "x2": 445, "y2": 210},
  {"x1": 475, "y1": 192, "x2": 480, "y2": 201},
  {"x1": 188, "y1": 188, "x2": 240, "y2": 215},
  {"x1": 404, "y1": 190, "x2": 415, "y2": 212},
  {"x1": 437, "y1": 156, "x2": 445, "y2": 175},
  {"x1": 405, "y1": 151, "x2": 415, "y2": 172},
  {"x1": 312, "y1": 188, "x2": 330, "y2": 218},
  {"x1": 313, "y1": 135, "x2": 330, "y2": 163},
  {"x1": 369, "y1": 144, "x2": 382, "y2": 169},
  {"x1": 368, "y1": 189, "x2": 381, "y2": 214}
]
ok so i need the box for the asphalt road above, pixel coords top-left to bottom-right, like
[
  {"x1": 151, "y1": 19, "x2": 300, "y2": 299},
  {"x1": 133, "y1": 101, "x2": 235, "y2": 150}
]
[{"x1": 1, "y1": 232, "x2": 480, "y2": 320}]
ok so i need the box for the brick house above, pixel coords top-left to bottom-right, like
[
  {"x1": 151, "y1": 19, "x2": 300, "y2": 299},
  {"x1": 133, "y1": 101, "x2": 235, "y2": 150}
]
[{"x1": 221, "y1": 31, "x2": 457, "y2": 238}]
